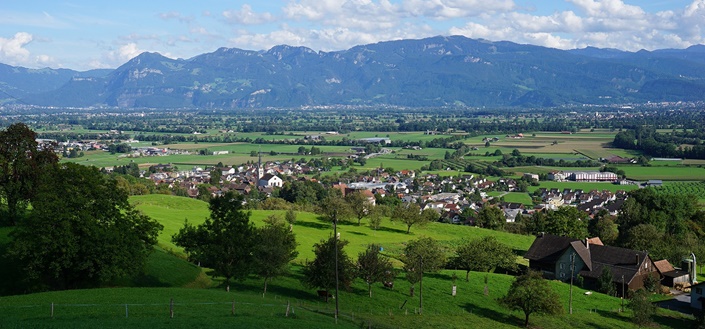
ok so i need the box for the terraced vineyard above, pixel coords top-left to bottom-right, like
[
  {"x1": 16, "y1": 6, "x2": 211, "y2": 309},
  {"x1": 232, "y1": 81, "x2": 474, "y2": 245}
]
[
  {"x1": 440, "y1": 159, "x2": 489, "y2": 171},
  {"x1": 652, "y1": 181, "x2": 705, "y2": 205}
]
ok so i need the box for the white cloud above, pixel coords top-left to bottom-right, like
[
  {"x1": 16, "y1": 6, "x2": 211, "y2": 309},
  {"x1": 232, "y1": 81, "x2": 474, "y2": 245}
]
[
  {"x1": 0, "y1": 32, "x2": 32, "y2": 63},
  {"x1": 0, "y1": 32, "x2": 57, "y2": 68},
  {"x1": 401, "y1": 0, "x2": 515, "y2": 19},
  {"x1": 222, "y1": 4, "x2": 275, "y2": 25},
  {"x1": 568, "y1": 0, "x2": 645, "y2": 18},
  {"x1": 159, "y1": 11, "x2": 194, "y2": 23}
]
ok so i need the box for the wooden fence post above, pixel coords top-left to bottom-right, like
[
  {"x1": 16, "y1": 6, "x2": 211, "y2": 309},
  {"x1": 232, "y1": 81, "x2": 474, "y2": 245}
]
[
  {"x1": 125, "y1": 304, "x2": 128, "y2": 318},
  {"x1": 51, "y1": 303, "x2": 54, "y2": 319},
  {"x1": 170, "y1": 298, "x2": 174, "y2": 318}
]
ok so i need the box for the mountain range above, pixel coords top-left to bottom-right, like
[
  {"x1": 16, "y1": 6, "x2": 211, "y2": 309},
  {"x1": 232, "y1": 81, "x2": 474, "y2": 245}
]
[{"x1": 2, "y1": 35, "x2": 705, "y2": 109}]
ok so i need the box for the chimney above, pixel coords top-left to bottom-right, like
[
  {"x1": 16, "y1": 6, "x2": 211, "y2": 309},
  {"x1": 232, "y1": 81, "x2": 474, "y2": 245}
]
[
  {"x1": 635, "y1": 254, "x2": 640, "y2": 265},
  {"x1": 585, "y1": 238, "x2": 589, "y2": 250}
]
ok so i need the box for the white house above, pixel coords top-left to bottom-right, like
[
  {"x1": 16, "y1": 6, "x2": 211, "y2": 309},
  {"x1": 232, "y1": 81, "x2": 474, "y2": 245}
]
[{"x1": 258, "y1": 173, "x2": 283, "y2": 188}]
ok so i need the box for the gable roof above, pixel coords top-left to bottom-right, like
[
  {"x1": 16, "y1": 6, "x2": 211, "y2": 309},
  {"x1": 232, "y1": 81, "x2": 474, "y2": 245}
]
[
  {"x1": 579, "y1": 244, "x2": 650, "y2": 285},
  {"x1": 569, "y1": 240, "x2": 593, "y2": 271},
  {"x1": 653, "y1": 259, "x2": 675, "y2": 274},
  {"x1": 524, "y1": 234, "x2": 577, "y2": 264}
]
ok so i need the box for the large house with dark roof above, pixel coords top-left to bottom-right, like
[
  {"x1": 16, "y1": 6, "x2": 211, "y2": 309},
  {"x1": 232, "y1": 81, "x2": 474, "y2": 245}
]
[{"x1": 524, "y1": 234, "x2": 658, "y2": 295}]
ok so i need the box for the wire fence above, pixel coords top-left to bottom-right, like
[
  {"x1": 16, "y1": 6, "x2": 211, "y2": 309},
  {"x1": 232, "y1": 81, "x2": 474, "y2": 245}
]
[
  {"x1": 0, "y1": 297, "x2": 400, "y2": 328},
  {"x1": 0, "y1": 295, "x2": 645, "y2": 328}
]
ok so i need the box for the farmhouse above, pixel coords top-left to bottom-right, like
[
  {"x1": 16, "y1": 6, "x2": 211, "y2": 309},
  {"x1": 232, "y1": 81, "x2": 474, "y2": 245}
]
[{"x1": 524, "y1": 234, "x2": 658, "y2": 296}]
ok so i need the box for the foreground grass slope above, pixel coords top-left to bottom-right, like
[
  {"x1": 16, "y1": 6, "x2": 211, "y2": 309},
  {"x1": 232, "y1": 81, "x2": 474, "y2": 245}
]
[
  {"x1": 129, "y1": 194, "x2": 536, "y2": 263},
  {"x1": 0, "y1": 266, "x2": 692, "y2": 329},
  {"x1": 0, "y1": 195, "x2": 694, "y2": 328}
]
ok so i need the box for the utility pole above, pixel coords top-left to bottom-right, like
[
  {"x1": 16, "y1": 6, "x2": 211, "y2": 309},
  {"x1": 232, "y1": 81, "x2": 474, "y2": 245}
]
[
  {"x1": 334, "y1": 210, "x2": 339, "y2": 324},
  {"x1": 569, "y1": 253, "x2": 575, "y2": 315},
  {"x1": 621, "y1": 274, "x2": 625, "y2": 312}
]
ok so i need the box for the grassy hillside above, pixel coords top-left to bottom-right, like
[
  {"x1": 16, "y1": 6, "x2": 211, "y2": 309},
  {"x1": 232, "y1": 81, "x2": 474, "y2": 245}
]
[
  {"x1": 0, "y1": 266, "x2": 692, "y2": 329},
  {"x1": 129, "y1": 194, "x2": 537, "y2": 264},
  {"x1": 0, "y1": 195, "x2": 694, "y2": 328}
]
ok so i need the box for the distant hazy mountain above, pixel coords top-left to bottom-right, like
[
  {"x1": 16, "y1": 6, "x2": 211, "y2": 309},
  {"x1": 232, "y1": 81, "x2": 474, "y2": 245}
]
[{"x1": 2, "y1": 36, "x2": 705, "y2": 108}]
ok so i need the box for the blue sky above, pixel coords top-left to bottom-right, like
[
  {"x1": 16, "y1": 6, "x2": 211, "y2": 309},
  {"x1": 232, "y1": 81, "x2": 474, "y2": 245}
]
[{"x1": 0, "y1": 0, "x2": 703, "y2": 70}]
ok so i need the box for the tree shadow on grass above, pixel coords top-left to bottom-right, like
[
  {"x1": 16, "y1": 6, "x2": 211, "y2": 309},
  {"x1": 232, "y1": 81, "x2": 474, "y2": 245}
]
[
  {"x1": 295, "y1": 221, "x2": 331, "y2": 230},
  {"x1": 652, "y1": 313, "x2": 693, "y2": 328},
  {"x1": 462, "y1": 302, "x2": 521, "y2": 327},
  {"x1": 512, "y1": 249, "x2": 526, "y2": 257},
  {"x1": 375, "y1": 226, "x2": 409, "y2": 234},
  {"x1": 595, "y1": 309, "x2": 628, "y2": 322},
  {"x1": 347, "y1": 231, "x2": 367, "y2": 236}
]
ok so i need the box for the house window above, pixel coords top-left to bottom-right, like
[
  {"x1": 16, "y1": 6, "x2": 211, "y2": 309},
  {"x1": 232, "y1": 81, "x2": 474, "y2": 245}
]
[
  {"x1": 560, "y1": 263, "x2": 564, "y2": 270},
  {"x1": 697, "y1": 288, "x2": 702, "y2": 294},
  {"x1": 560, "y1": 272, "x2": 565, "y2": 278}
]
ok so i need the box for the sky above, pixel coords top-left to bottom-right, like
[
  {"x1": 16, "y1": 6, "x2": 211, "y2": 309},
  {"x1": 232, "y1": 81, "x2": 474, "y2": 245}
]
[{"x1": 0, "y1": 0, "x2": 704, "y2": 71}]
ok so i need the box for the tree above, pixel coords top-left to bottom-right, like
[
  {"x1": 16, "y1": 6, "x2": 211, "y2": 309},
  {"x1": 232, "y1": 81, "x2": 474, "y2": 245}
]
[
  {"x1": 357, "y1": 244, "x2": 393, "y2": 297},
  {"x1": 628, "y1": 289, "x2": 657, "y2": 326},
  {"x1": 9, "y1": 163, "x2": 162, "y2": 290},
  {"x1": 392, "y1": 203, "x2": 429, "y2": 234},
  {"x1": 172, "y1": 192, "x2": 256, "y2": 292},
  {"x1": 0, "y1": 123, "x2": 58, "y2": 225},
  {"x1": 253, "y1": 220, "x2": 298, "y2": 295},
  {"x1": 285, "y1": 209, "x2": 297, "y2": 225},
  {"x1": 402, "y1": 236, "x2": 446, "y2": 314},
  {"x1": 499, "y1": 271, "x2": 563, "y2": 327},
  {"x1": 368, "y1": 205, "x2": 386, "y2": 230},
  {"x1": 588, "y1": 213, "x2": 619, "y2": 245},
  {"x1": 624, "y1": 224, "x2": 662, "y2": 252},
  {"x1": 453, "y1": 236, "x2": 517, "y2": 282},
  {"x1": 597, "y1": 266, "x2": 616, "y2": 296},
  {"x1": 345, "y1": 190, "x2": 372, "y2": 225},
  {"x1": 544, "y1": 206, "x2": 589, "y2": 239},
  {"x1": 318, "y1": 195, "x2": 353, "y2": 224},
  {"x1": 301, "y1": 236, "x2": 356, "y2": 302},
  {"x1": 209, "y1": 168, "x2": 222, "y2": 185},
  {"x1": 476, "y1": 205, "x2": 505, "y2": 231}
]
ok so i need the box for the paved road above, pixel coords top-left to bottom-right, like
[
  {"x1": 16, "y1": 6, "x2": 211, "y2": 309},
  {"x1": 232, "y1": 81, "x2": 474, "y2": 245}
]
[{"x1": 657, "y1": 291, "x2": 694, "y2": 315}]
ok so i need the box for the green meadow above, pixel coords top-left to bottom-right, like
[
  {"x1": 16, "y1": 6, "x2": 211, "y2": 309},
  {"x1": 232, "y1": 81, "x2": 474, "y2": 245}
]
[
  {"x1": 129, "y1": 194, "x2": 536, "y2": 265},
  {"x1": 527, "y1": 181, "x2": 639, "y2": 193},
  {"x1": 0, "y1": 195, "x2": 693, "y2": 329}
]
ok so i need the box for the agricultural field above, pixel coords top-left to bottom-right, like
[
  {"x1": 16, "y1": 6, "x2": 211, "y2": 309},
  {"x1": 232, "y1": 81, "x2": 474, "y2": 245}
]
[
  {"x1": 651, "y1": 181, "x2": 705, "y2": 205},
  {"x1": 616, "y1": 165, "x2": 705, "y2": 181},
  {"x1": 487, "y1": 192, "x2": 534, "y2": 206},
  {"x1": 527, "y1": 181, "x2": 639, "y2": 193},
  {"x1": 465, "y1": 131, "x2": 625, "y2": 161}
]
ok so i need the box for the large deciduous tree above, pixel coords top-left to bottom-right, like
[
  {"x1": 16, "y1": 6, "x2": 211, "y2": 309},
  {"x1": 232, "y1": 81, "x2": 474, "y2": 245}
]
[
  {"x1": 9, "y1": 163, "x2": 162, "y2": 290},
  {"x1": 392, "y1": 203, "x2": 429, "y2": 234},
  {"x1": 499, "y1": 270, "x2": 563, "y2": 327},
  {"x1": 345, "y1": 190, "x2": 372, "y2": 226},
  {"x1": 0, "y1": 123, "x2": 58, "y2": 225},
  {"x1": 402, "y1": 236, "x2": 446, "y2": 314},
  {"x1": 453, "y1": 236, "x2": 517, "y2": 282},
  {"x1": 544, "y1": 206, "x2": 589, "y2": 239},
  {"x1": 253, "y1": 220, "x2": 298, "y2": 295},
  {"x1": 475, "y1": 205, "x2": 505, "y2": 231},
  {"x1": 172, "y1": 191, "x2": 256, "y2": 292},
  {"x1": 301, "y1": 236, "x2": 356, "y2": 302},
  {"x1": 357, "y1": 244, "x2": 393, "y2": 297}
]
